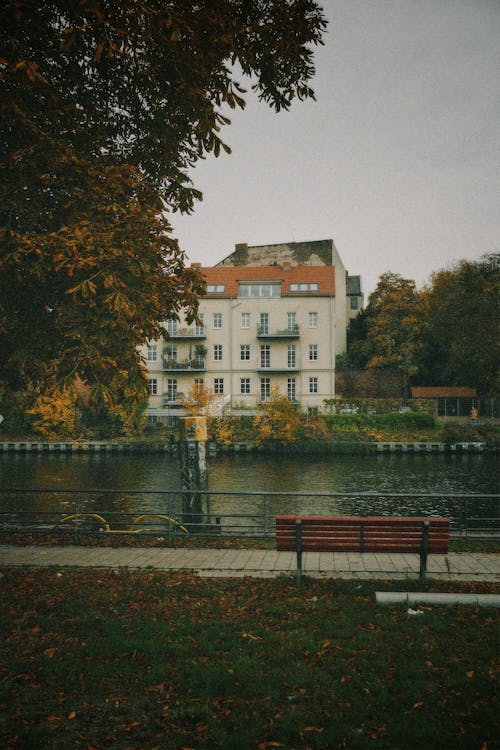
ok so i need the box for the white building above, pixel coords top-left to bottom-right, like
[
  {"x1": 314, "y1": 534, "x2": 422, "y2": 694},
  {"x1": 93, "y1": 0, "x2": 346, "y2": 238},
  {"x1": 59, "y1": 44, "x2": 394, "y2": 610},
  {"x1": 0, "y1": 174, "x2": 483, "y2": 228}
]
[{"x1": 142, "y1": 239, "x2": 361, "y2": 416}]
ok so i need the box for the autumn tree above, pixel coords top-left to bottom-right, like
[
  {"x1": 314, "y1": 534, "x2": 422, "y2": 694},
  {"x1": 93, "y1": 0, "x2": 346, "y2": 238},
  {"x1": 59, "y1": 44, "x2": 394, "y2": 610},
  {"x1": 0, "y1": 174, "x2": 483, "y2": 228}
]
[
  {"x1": 254, "y1": 387, "x2": 302, "y2": 445},
  {"x1": 363, "y1": 273, "x2": 424, "y2": 395},
  {"x1": 419, "y1": 254, "x2": 499, "y2": 394},
  {"x1": 0, "y1": 0, "x2": 327, "y2": 416}
]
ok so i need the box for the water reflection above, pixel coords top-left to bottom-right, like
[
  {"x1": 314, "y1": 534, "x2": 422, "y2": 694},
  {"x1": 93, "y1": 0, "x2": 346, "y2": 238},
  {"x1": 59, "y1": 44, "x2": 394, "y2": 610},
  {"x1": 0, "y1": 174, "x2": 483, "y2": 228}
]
[{"x1": 0, "y1": 451, "x2": 498, "y2": 529}]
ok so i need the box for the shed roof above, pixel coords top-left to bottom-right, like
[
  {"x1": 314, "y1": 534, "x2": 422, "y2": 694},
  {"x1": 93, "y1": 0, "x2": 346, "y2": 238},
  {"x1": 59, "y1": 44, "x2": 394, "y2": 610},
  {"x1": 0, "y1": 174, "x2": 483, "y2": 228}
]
[{"x1": 411, "y1": 387, "x2": 477, "y2": 398}]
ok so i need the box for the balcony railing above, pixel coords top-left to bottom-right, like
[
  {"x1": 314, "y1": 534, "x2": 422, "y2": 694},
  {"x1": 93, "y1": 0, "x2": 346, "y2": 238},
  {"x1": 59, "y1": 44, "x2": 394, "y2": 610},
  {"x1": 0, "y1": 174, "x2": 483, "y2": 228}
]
[
  {"x1": 162, "y1": 358, "x2": 206, "y2": 372},
  {"x1": 257, "y1": 362, "x2": 299, "y2": 373},
  {"x1": 257, "y1": 325, "x2": 300, "y2": 339},
  {"x1": 166, "y1": 327, "x2": 206, "y2": 340}
]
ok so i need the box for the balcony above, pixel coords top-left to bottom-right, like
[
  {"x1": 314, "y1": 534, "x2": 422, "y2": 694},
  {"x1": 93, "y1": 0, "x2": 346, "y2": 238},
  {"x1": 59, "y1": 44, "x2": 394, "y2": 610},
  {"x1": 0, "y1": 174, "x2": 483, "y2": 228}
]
[
  {"x1": 257, "y1": 363, "x2": 299, "y2": 373},
  {"x1": 166, "y1": 327, "x2": 206, "y2": 340},
  {"x1": 161, "y1": 394, "x2": 184, "y2": 408},
  {"x1": 257, "y1": 325, "x2": 300, "y2": 339},
  {"x1": 162, "y1": 358, "x2": 206, "y2": 372}
]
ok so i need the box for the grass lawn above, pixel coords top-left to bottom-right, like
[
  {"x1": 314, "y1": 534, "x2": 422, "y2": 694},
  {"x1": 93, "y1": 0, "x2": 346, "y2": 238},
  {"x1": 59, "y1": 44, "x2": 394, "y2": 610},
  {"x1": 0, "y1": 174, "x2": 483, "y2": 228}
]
[{"x1": 0, "y1": 570, "x2": 498, "y2": 749}]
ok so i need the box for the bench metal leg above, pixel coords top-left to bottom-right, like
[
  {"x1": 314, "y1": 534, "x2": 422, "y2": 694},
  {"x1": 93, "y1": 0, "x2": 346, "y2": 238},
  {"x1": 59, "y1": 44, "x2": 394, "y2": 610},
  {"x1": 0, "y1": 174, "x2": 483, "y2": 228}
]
[
  {"x1": 296, "y1": 519, "x2": 303, "y2": 586},
  {"x1": 419, "y1": 521, "x2": 430, "y2": 580}
]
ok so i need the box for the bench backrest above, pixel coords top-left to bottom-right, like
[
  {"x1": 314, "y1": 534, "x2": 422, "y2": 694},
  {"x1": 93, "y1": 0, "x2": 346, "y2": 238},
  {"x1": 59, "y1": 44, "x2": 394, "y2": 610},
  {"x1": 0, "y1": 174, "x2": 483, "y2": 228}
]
[{"x1": 276, "y1": 516, "x2": 450, "y2": 553}]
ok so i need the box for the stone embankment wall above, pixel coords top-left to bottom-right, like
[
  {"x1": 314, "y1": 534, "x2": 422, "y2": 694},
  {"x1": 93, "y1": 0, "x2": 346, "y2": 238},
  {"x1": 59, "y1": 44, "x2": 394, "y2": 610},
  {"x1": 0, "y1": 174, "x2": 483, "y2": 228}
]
[{"x1": 0, "y1": 440, "x2": 486, "y2": 455}]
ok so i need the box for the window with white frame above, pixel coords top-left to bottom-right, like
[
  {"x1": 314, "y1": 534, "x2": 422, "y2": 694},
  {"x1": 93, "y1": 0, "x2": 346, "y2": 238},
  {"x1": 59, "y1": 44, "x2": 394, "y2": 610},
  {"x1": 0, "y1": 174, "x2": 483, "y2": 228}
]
[
  {"x1": 260, "y1": 377, "x2": 271, "y2": 401},
  {"x1": 207, "y1": 284, "x2": 225, "y2": 293},
  {"x1": 239, "y1": 282, "x2": 280, "y2": 298},
  {"x1": 194, "y1": 378, "x2": 204, "y2": 393},
  {"x1": 240, "y1": 344, "x2": 250, "y2": 361},
  {"x1": 167, "y1": 320, "x2": 178, "y2": 336},
  {"x1": 287, "y1": 312, "x2": 297, "y2": 331},
  {"x1": 148, "y1": 378, "x2": 158, "y2": 395},
  {"x1": 309, "y1": 377, "x2": 318, "y2": 393},
  {"x1": 195, "y1": 313, "x2": 205, "y2": 336},
  {"x1": 240, "y1": 377, "x2": 250, "y2": 394},
  {"x1": 213, "y1": 344, "x2": 223, "y2": 361},
  {"x1": 287, "y1": 377, "x2": 296, "y2": 401},
  {"x1": 147, "y1": 345, "x2": 157, "y2": 361},
  {"x1": 308, "y1": 311, "x2": 318, "y2": 328},
  {"x1": 213, "y1": 312, "x2": 222, "y2": 329},
  {"x1": 259, "y1": 312, "x2": 269, "y2": 334},
  {"x1": 241, "y1": 312, "x2": 251, "y2": 329},
  {"x1": 214, "y1": 378, "x2": 224, "y2": 394},
  {"x1": 309, "y1": 344, "x2": 318, "y2": 361},
  {"x1": 287, "y1": 344, "x2": 296, "y2": 368},
  {"x1": 260, "y1": 344, "x2": 270, "y2": 368},
  {"x1": 167, "y1": 379, "x2": 177, "y2": 401},
  {"x1": 164, "y1": 345, "x2": 177, "y2": 362},
  {"x1": 289, "y1": 282, "x2": 318, "y2": 292}
]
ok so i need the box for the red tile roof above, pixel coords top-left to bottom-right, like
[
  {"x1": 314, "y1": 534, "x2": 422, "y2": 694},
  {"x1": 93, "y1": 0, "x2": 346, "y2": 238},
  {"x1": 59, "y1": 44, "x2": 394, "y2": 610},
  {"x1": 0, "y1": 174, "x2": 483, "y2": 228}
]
[
  {"x1": 411, "y1": 387, "x2": 477, "y2": 398},
  {"x1": 201, "y1": 265, "x2": 335, "y2": 296}
]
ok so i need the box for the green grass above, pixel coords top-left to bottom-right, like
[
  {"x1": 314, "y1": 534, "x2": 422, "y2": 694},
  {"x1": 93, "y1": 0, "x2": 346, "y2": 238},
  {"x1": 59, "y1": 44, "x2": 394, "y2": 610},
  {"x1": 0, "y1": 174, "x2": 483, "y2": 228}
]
[{"x1": 0, "y1": 571, "x2": 498, "y2": 749}]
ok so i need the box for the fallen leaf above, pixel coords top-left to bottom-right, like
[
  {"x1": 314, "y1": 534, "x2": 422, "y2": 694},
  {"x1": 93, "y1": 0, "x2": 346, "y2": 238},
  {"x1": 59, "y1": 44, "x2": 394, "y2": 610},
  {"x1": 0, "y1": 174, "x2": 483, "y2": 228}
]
[{"x1": 68, "y1": 711, "x2": 76, "y2": 720}]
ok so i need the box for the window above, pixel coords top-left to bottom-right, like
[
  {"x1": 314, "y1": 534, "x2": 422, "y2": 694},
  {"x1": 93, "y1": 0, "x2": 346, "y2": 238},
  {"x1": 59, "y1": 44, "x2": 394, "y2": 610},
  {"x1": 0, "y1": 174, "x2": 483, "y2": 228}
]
[
  {"x1": 213, "y1": 344, "x2": 223, "y2": 361},
  {"x1": 195, "y1": 313, "x2": 205, "y2": 336},
  {"x1": 240, "y1": 344, "x2": 251, "y2": 361},
  {"x1": 148, "y1": 378, "x2": 158, "y2": 395},
  {"x1": 287, "y1": 312, "x2": 296, "y2": 331},
  {"x1": 207, "y1": 284, "x2": 225, "y2": 293},
  {"x1": 164, "y1": 345, "x2": 177, "y2": 363},
  {"x1": 287, "y1": 377, "x2": 296, "y2": 401},
  {"x1": 288, "y1": 344, "x2": 296, "y2": 368},
  {"x1": 167, "y1": 379, "x2": 177, "y2": 401},
  {"x1": 309, "y1": 344, "x2": 318, "y2": 361},
  {"x1": 239, "y1": 282, "x2": 280, "y2": 298},
  {"x1": 309, "y1": 377, "x2": 318, "y2": 394},
  {"x1": 167, "y1": 320, "x2": 178, "y2": 336},
  {"x1": 213, "y1": 312, "x2": 222, "y2": 329},
  {"x1": 308, "y1": 312, "x2": 318, "y2": 328},
  {"x1": 194, "y1": 378, "x2": 204, "y2": 393},
  {"x1": 259, "y1": 312, "x2": 269, "y2": 335},
  {"x1": 241, "y1": 312, "x2": 251, "y2": 329},
  {"x1": 260, "y1": 377, "x2": 271, "y2": 401},
  {"x1": 350, "y1": 297, "x2": 359, "y2": 310},
  {"x1": 214, "y1": 378, "x2": 224, "y2": 394},
  {"x1": 290, "y1": 282, "x2": 318, "y2": 292},
  {"x1": 260, "y1": 344, "x2": 270, "y2": 369},
  {"x1": 147, "y1": 345, "x2": 157, "y2": 361},
  {"x1": 240, "y1": 378, "x2": 251, "y2": 394}
]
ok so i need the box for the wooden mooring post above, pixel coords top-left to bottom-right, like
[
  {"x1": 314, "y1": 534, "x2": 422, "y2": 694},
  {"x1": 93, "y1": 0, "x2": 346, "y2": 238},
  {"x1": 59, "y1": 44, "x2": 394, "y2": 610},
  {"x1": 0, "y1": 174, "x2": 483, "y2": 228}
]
[{"x1": 179, "y1": 416, "x2": 209, "y2": 531}]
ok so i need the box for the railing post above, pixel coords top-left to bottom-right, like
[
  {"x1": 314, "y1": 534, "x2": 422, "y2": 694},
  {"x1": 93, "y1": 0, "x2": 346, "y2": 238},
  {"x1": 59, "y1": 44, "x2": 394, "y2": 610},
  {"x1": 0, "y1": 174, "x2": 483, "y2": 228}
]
[
  {"x1": 296, "y1": 519, "x2": 303, "y2": 586},
  {"x1": 419, "y1": 521, "x2": 430, "y2": 580}
]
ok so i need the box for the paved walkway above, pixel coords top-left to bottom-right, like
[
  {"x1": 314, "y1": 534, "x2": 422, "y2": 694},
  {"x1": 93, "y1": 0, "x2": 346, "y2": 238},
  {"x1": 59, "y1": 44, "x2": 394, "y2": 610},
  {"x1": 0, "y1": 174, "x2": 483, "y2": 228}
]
[{"x1": 1, "y1": 545, "x2": 499, "y2": 581}]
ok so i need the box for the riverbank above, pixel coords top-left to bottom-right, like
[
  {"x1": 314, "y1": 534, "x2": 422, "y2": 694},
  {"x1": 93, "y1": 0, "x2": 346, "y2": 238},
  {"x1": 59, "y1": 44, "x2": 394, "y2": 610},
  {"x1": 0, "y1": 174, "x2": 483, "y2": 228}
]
[{"x1": 0, "y1": 437, "x2": 493, "y2": 455}]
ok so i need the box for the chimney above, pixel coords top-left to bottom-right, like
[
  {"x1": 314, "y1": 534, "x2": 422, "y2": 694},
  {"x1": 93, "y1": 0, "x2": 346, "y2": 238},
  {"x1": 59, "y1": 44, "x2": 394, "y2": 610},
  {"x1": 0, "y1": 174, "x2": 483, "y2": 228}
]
[{"x1": 235, "y1": 243, "x2": 248, "y2": 252}]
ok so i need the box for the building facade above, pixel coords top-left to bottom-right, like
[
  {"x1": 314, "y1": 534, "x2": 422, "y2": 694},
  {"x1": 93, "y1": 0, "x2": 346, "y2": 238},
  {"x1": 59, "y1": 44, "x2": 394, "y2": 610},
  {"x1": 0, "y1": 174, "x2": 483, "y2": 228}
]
[{"x1": 142, "y1": 239, "x2": 361, "y2": 415}]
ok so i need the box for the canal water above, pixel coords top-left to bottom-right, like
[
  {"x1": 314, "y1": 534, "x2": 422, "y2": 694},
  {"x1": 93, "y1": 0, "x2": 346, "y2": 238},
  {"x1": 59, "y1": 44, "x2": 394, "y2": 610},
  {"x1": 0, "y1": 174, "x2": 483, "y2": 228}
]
[{"x1": 0, "y1": 451, "x2": 498, "y2": 531}]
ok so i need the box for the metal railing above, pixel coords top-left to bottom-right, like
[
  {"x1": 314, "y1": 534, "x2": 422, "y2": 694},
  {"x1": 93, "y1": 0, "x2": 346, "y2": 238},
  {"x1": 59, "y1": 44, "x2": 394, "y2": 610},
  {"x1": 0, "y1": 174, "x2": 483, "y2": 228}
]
[{"x1": 0, "y1": 489, "x2": 498, "y2": 540}]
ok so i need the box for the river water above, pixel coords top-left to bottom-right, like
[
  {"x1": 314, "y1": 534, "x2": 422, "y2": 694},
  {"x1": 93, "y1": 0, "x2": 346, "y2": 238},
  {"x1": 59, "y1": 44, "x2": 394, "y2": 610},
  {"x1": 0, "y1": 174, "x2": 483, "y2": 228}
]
[{"x1": 0, "y1": 451, "x2": 498, "y2": 532}]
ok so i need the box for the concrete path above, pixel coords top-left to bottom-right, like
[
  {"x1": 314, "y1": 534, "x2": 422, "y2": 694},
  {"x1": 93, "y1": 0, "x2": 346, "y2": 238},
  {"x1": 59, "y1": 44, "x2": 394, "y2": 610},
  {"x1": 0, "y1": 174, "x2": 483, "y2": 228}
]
[{"x1": 0, "y1": 544, "x2": 499, "y2": 581}]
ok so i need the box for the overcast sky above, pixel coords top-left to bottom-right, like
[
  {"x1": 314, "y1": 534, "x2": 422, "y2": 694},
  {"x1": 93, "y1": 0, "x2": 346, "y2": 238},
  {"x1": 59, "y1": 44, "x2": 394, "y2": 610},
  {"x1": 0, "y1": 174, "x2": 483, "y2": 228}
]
[{"x1": 171, "y1": 0, "x2": 500, "y2": 297}]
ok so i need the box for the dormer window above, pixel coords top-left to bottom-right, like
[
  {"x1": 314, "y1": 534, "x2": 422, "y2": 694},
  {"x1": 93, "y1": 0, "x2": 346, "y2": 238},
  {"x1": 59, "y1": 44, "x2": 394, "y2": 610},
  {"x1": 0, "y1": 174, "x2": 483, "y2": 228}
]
[
  {"x1": 239, "y1": 282, "x2": 281, "y2": 298},
  {"x1": 207, "y1": 284, "x2": 225, "y2": 293},
  {"x1": 289, "y1": 282, "x2": 319, "y2": 292}
]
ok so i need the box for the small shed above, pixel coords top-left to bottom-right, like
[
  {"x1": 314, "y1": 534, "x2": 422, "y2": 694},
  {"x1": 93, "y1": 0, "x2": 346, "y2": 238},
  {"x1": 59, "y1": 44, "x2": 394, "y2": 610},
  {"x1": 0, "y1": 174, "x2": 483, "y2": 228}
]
[{"x1": 410, "y1": 387, "x2": 477, "y2": 417}]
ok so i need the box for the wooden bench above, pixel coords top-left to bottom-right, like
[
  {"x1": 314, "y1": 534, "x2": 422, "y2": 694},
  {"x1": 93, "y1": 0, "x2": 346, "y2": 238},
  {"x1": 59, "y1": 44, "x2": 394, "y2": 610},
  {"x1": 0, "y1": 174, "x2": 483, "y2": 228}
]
[{"x1": 276, "y1": 515, "x2": 450, "y2": 583}]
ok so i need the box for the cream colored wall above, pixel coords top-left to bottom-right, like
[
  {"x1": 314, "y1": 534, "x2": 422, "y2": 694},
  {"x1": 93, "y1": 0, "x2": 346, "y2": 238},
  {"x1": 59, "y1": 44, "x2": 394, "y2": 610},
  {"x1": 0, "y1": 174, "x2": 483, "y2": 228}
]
[{"x1": 142, "y1": 279, "x2": 349, "y2": 412}]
